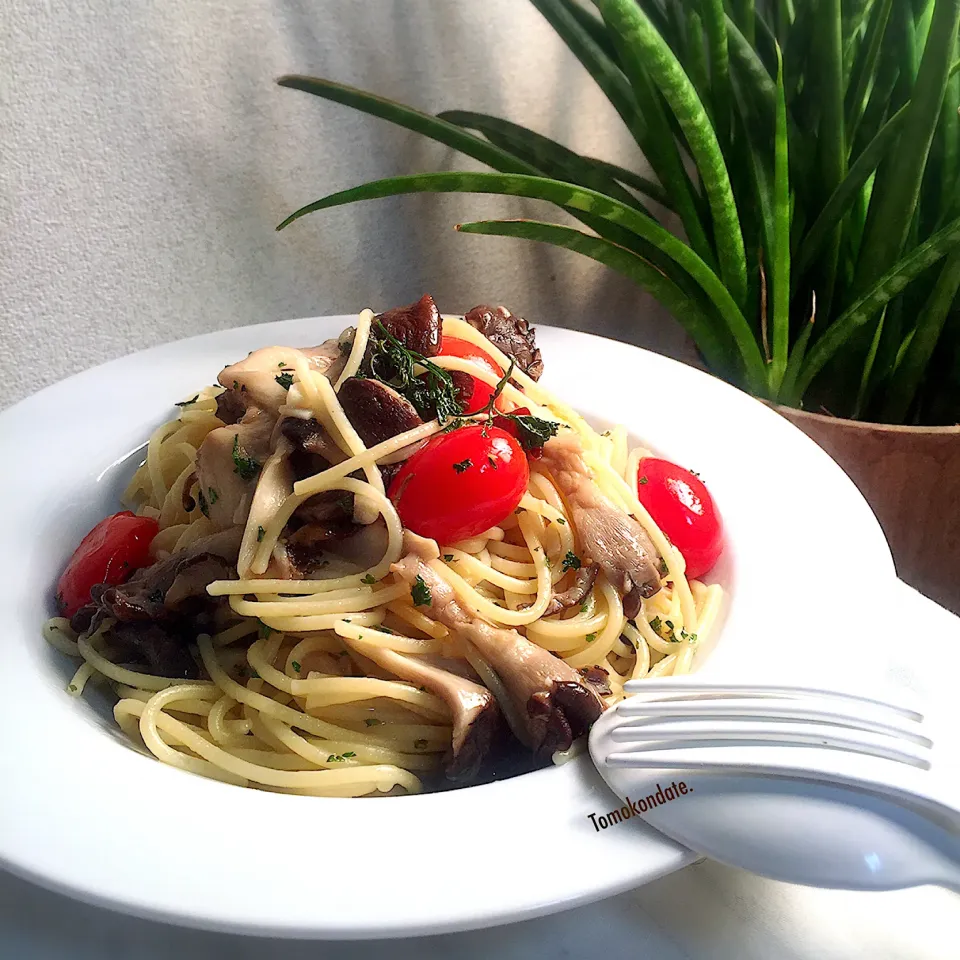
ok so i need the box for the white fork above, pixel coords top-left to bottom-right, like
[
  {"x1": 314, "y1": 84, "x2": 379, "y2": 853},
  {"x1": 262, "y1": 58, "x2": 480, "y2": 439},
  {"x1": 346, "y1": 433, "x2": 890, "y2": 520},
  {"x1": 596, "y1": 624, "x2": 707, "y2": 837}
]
[
  {"x1": 588, "y1": 678, "x2": 960, "y2": 890},
  {"x1": 600, "y1": 679, "x2": 957, "y2": 823}
]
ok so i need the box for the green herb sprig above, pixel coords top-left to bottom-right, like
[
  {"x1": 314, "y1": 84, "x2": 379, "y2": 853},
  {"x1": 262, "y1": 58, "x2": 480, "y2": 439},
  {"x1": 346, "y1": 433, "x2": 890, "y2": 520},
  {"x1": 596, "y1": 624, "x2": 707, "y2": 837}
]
[
  {"x1": 278, "y1": 0, "x2": 960, "y2": 425},
  {"x1": 366, "y1": 320, "x2": 463, "y2": 420}
]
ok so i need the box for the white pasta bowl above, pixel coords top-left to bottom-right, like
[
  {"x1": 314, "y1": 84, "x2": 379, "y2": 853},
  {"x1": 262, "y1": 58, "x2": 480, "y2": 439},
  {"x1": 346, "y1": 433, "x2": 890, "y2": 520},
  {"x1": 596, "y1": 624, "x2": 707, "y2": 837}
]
[{"x1": 0, "y1": 317, "x2": 896, "y2": 938}]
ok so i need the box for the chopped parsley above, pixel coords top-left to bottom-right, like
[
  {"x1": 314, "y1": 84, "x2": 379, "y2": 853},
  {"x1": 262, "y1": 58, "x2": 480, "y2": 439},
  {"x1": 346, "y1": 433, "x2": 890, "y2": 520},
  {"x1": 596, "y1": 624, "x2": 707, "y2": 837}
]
[
  {"x1": 452, "y1": 458, "x2": 472, "y2": 473},
  {"x1": 361, "y1": 574, "x2": 377, "y2": 585},
  {"x1": 659, "y1": 557, "x2": 669, "y2": 577},
  {"x1": 342, "y1": 751, "x2": 356, "y2": 758},
  {"x1": 562, "y1": 551, "x2": 582, "y2": 573},
  {"x1": 175, "y1": 395, "x2": 199, "y2": 408},
  {"x1": 649, "y1": 618, "x2": 678, "y2": 641},
  {"x1": 364, "y1": 718, "x2": 382, "y2": 727},
  {"x1": 639, "y1": 475, "x2": 649, "y2": 485},
  {"x1": 291, "y1": 661, "x2": 301, "y2": 673},
  {"x1": 502, "y1": 413, "x2": 560, "y2": 452},
  {"x1": 556, "y1": 517, "x2": 566, "y2": 525},
  {"x1": 327, "y1": 754, "x2": 345, "y2": 763},
  {"x1": 275, "y1": 371, "x2": 294, "y2": 390},
  {"x1": 257, "y1": 525, "x2": 266, "y2": 542},
  {"x1": 207, "y1": 487, "x2": 219, "y2": 505},
  {"x1": 586, "y1": 632, "x2": 597, "y2": 642},
  {"x1": 277, "y1": 361, "x2": 287, "y2": 368},
  {"x1": 197, "y1": 488, "x2": 209, "y2": 517},
  {"x1": 67, "y1": 683, "x2": 78, "y2": 693},
  {"x1": 414, "y1": 738, "x2": 428, "y2": 750},
  {"x1": 231, "y1": 435, "x2": 261, "y2": 481},
  {"x1": 410, "y1": 575, "x2": 431, "y2": 607},
  {"x1": 258, "y1": 620, "x2": 273, "y2": 639},
  {"x1": 680, "y1": 629, "x2": 698, "y2": 643},
  {"x1": 443, "y1": 554, "x2": 454, "y2": 562}
]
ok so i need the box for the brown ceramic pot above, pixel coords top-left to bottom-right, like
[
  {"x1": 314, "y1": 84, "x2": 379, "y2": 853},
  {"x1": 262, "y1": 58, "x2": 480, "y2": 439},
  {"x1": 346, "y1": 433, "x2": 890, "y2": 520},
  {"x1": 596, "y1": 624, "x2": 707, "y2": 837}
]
[{"x1": 775, "y1": 407, "x2": 960, "y2": 614}]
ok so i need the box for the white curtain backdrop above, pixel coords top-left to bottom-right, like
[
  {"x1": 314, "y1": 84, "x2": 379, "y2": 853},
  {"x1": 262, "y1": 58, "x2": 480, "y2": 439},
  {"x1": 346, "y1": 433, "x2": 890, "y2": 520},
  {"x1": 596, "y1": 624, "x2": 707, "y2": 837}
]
[{"x1": 1, "y1": 0, "x2": 697, "y2": 409}]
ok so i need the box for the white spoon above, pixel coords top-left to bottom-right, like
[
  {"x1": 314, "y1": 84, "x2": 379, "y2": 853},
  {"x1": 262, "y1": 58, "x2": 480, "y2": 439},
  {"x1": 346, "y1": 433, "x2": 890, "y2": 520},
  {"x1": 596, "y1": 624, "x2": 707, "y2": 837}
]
[{"x1": 588, "y1": 593, "x2": 960, "y2": 892}]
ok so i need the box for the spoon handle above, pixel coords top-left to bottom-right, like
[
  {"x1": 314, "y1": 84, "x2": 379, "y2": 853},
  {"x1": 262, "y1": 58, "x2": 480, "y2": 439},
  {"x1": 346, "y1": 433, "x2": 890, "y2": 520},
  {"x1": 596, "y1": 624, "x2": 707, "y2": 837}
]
[{"x1": 603, "y1": 744, "x2": 960, "y2": 832}]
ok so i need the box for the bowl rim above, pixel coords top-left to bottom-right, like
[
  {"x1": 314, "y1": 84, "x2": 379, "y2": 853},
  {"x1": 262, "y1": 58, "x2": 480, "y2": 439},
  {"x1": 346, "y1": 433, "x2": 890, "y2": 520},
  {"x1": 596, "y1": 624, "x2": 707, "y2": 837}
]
[{"x1": 0, "y1": 315, "x2": 895, "y2": 938}]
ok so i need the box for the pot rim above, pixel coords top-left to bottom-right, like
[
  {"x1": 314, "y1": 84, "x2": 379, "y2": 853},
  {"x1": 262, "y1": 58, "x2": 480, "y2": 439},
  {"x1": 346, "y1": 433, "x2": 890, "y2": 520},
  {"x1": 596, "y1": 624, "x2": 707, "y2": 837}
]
[{"x1": 770, "y1": 402, "x2": 960, "y2": 436}]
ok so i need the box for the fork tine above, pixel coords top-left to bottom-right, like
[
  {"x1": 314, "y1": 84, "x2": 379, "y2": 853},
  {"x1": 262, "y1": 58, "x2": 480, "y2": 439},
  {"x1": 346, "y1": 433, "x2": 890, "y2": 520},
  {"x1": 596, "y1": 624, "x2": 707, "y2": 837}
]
[
  {"x1": 606, "y1": 719, "x2": 932, "y2": 767},
  {"x1": 614, "y1": 697, "x2": 931, "y2": 745},
  {"x1": 619, "y1": 679, "x2": 923, "y2": 722}
]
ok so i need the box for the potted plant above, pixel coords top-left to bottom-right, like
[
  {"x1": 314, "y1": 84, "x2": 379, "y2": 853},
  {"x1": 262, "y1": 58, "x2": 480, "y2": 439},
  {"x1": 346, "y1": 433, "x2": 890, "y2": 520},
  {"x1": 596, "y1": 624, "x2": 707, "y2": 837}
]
[{"x1": 275, "y1": 0, "x2": 960, "y2": 612}]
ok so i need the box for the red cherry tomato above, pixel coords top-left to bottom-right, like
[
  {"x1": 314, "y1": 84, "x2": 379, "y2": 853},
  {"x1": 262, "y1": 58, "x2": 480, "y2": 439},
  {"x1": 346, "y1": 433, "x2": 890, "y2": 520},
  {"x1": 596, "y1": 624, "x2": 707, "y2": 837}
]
[
  {"x1": 635, "y1": 458, "x2": 723, "y2": 579},
  {"x1": 56, "y1": 511, "x2": 159, "y2": 617},
  {"x1": 439, "y1": 337, "x2": 504, "y2": 378},
  {"x1": 389, "y1": 425, "x2": 529, "y2": 543},
  {"x1": 438, "y1": 337, "x2": 508, "y2": 413},
  {"x1": 492, "y1": 407, "x2": 543, "y2": 460}
]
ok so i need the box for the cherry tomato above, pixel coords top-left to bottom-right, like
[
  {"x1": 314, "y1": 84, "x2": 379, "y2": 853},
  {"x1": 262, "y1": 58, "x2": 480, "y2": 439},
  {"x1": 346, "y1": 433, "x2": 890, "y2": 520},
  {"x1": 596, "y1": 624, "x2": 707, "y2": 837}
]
[
  {"x1": 389, "y1": 425, "x2": 529, "y2": 543},
  {"x1": 438, "y1": 337, "x2": 508, "y2": 413},
  {"x1": 492, "y1": 407, "x2": 543, "y2": 460},
  {"x1": 635, "y1": 458, "x2": 723, "y2": 579},
  {"x1": 56, "y1": 511, "x2": 159, "y2": 617},
  {"x1": 439, "y1": 337, "x2": 504, "y2": 378}
]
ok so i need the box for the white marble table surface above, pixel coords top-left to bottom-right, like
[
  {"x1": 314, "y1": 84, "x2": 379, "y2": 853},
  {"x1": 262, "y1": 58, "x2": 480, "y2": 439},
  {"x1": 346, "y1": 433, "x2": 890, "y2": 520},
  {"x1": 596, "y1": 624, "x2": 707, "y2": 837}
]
[{"x1": 2, "y1": 851, "x2": 957, "y2": 959}]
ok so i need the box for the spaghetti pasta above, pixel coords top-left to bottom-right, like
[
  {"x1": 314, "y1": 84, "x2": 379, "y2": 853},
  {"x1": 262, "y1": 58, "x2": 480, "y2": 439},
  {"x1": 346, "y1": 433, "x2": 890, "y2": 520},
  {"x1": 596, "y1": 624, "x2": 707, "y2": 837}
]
[{"x1": 45, "y1": 302, "x2": 724, "y2": 799}]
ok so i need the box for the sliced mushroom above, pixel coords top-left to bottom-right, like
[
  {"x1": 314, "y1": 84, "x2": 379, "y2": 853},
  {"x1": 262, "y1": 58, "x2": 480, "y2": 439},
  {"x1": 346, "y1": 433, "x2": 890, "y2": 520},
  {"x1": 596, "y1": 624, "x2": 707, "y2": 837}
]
[
  {"x1": 539, "y1": 432, "x2": 661, "y2": 618},
  {"x1": 294, "y1": 489, "x2": 356, "y2": 528},
  {"x1": 163, "y1": 554, "x2": 238, "y2": 612},
  {"x1": 194, "y1": 408, "x2": 275, "y2": 531},
  {"x1": 346, "y1": 634, "x2": 499, "y2": 782},
  {"x1": 217, "y1": 339, "x2": 347, "y2": 415},
  {"x1": 95, "y1": 528, "x2": 243, "y2": 624},
  {"x1": 274, "y1": 514, "x2": 386, "y2": 580},
  {"x1": 536, "y1": 562, "x2": 599, "y2": 617},
  {"x1": 375, "y1": 294, "x2": 441, "y2": 357},
  {"x1": 279, "y1": 415, "x2": 346, "y2": 480},
  {"x1": 215, "y1": 387, "x2": 247, "y2": 425},
  {"x1": 579, "y1": 665, "x2": 612, "y2": 697},
  {"x1": 236, "y1": 434, "x2": 297, "y2": 578},
  {"x1": 85, "y1": 528, "x2": 243, "y2": 679},
  {"x1": 338, "y1": 377, "x2": 424, "y2": 447},
  {"x1": 108, "y1": 622, "x2": 201, "y2": 680},
  {"x1": 391, "y1": 555, "x2": 605, "y2": 757},
  {"x1": 464, "y1": 304, "x2": 543, "y2": 380}
]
